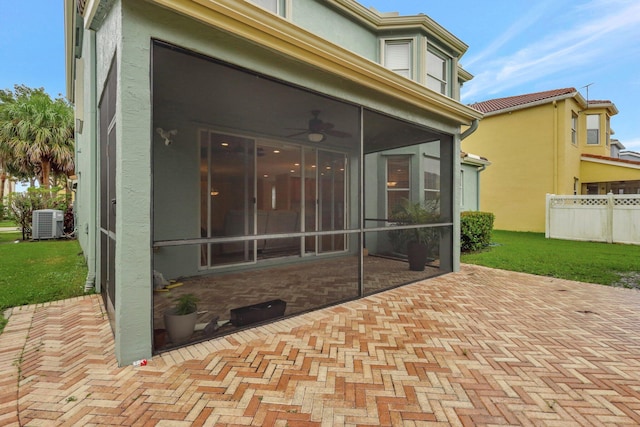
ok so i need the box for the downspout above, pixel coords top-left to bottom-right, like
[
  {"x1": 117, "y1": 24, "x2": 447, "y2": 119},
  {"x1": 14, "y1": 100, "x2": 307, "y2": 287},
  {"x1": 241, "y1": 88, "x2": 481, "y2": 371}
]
[
  {"x1": 553, "y1": 100, "x2": 558, "y2": 193},
  {"x1": 84, "y1": 30, "x2": 97, "y2": 292},
  {"x1": 461, "y1": 119, "x2": 479, "y2": 141},
  {"x1": 476, "y1": 162, "x2": 487, "y2": 211}
]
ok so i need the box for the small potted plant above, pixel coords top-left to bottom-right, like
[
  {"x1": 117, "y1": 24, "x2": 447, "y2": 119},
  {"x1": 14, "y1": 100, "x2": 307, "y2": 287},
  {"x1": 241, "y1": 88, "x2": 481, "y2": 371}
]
[
  {"x1": 163, "y1": 293, "x2": 199, "y2": 344},
  {"x1": 388, "y1": 198, "x2": 440, "y2": 271}
]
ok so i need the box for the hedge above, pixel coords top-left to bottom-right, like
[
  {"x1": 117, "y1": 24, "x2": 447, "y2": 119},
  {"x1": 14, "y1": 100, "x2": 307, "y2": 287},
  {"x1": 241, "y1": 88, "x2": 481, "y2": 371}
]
[{"x1": 460, "y1": 211, "x2": 495, "y2": 252}]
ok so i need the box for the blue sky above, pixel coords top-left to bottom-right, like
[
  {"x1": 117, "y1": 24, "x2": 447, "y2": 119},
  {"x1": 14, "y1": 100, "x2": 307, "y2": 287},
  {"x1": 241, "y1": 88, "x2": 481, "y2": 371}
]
[
  {"x1": 1, "y1": 0, "x2": 639, "y2": 151},
  {"x1": 0, "y1": 1, "x2": 66, "y2": 99}
]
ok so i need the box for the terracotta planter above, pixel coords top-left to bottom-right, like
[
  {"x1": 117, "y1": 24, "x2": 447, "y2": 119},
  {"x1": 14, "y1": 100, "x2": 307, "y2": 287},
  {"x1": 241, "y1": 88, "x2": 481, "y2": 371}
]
[{"x1": 163, "y1": 309, "x2": 197, "y2": 344}]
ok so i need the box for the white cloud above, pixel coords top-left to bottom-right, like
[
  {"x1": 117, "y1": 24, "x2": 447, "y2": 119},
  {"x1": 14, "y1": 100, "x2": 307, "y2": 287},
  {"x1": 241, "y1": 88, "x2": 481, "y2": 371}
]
[
  {"x1": 461, "y1": 0, "x2": 640, "y2": 103},
  {"x1": 462, "y1": 0, "x2": 555, "y2": 69}
]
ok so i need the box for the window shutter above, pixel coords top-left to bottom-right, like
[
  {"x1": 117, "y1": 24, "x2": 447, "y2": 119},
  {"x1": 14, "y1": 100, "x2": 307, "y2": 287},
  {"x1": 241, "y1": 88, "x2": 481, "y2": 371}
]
[
  {"x1": 426, "y1": 49, "x2": 448, "y2": 94},
  {"x1": 385, "y1": 42, "x2": 411, "y2": 78}
]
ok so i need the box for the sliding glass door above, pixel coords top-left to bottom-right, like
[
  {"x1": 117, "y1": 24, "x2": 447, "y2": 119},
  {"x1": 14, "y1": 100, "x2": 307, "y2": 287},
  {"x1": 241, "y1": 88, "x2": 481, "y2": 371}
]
[
  {"x1": 200, "y1": 132, "x2": 256, "y2": 267},
  {"x1": 200, "y1": 131, "x2": 348, "y2": 269},
  {"x1": 318, "y1": 150, "x2": 347, "y2": 253}
]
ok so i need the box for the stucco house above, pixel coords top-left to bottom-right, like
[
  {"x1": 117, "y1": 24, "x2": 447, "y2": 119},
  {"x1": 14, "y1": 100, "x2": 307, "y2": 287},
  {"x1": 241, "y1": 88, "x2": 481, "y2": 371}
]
[
  {"x1": 620, "y1": 150, "x2": 640, "y2": 163},
  {"x1": 64, "y1": 0, "x2": 482, "y2": 365},
  {"x1": 462, "y1": 87, "x2": 640, "y2": 232}
]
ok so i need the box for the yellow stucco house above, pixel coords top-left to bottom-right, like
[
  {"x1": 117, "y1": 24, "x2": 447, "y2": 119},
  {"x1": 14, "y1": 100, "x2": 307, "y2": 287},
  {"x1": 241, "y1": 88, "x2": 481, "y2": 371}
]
[{"x1": 461, "y1": 87, "x2": 640, "y2": 232}]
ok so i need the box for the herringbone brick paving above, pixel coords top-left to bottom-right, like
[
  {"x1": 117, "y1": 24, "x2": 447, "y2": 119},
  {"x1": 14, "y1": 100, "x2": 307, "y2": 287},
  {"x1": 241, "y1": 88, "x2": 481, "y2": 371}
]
[{"x1": 2, "y1": 264, "x2": 640, "y2": 426}]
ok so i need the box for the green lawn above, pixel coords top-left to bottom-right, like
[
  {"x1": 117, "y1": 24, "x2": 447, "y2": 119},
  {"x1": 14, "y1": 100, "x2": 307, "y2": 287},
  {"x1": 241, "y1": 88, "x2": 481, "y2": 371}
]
[
  {"x1": 0, "y1": 219, "x2": 18, "y2": 228},
  {"x1": 0, "y1": 233, "x2": 88, "y2": 311},
  {"x1": 461, "y1": 230, "x2": 640, "y2": 286}
]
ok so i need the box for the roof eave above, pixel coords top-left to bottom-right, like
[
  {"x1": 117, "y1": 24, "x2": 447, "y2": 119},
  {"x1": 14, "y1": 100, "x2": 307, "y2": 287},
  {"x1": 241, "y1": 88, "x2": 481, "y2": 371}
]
[
  {"x1": 461, "y1": 155, "x2": 491, "y2": 167},
  {"x1": 581, "y1": 154, "x2": 640, "y2": 169},
  {"x1": 480, "y1": 90, "x2": 587, "y2": 117},
  {"x1": 587, "y1": 102, "x2": 619, "y2": 116},
  {"x1": 458, "y1": 66, "x2": 473, "y2": 83},
  {"x1": 63, "y1": 0, "x2": 75, "y2": 101}
]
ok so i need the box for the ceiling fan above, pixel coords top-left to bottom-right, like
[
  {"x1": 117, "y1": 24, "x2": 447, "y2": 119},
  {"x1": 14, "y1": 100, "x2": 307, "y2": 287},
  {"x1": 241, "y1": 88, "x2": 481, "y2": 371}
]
[{"x1": 287, "y1": 110, "x2": 352, "y2": 142}]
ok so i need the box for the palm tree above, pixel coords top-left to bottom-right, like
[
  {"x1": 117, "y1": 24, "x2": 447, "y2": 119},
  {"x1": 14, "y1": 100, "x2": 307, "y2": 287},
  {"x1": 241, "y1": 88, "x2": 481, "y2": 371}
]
[
  {"x1": 0, "y1": 90, "x2": 74, "y2": 189},
  {"x1": 1, "y1": 86, "x2": 41, "y2": 195}
]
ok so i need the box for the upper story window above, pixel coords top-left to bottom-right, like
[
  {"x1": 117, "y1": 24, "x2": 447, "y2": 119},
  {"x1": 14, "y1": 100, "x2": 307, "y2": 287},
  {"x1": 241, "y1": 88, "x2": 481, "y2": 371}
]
[
  {"x1": 571, "y1": 112, "x2": 578, "y2": 145},
  {"x1": 586, "y1": 114, "x2": 600, "y2": 145},
  {"x1": 426, "y1": 47, "x2": 450, "y2": 96},
  {"x1": 606, "y1": 116, "x2": 610, "y2": 146},
  {"x1": 383, "y1": 40, "x2": 412, "y2": 79}
]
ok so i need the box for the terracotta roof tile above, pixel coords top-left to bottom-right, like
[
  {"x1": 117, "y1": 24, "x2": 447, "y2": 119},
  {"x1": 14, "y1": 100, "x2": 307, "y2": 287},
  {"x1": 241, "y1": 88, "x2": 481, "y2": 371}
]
[
  {"x1": 582, "y1": 153, "x2": 640, "y2": 166},
  {"x1": 469, "y1": 88, "x2": 577, "y2": 114}
]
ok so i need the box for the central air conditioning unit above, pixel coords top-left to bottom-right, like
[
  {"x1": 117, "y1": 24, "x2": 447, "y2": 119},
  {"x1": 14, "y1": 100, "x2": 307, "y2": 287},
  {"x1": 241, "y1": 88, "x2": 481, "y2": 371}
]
[{"x1": 32, "y1": 209, "x2": 64, "y2": 240}]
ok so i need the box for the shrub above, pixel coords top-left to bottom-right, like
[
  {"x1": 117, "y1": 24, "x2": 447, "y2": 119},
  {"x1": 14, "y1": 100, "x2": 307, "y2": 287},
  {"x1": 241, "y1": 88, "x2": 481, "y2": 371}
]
[
  {"x1": 7, "y1": 187, "x2": 71, "y2": 240},
  {"x1": 388, "y1": 198, "x2": 441, "y2": 257},
  {"x1": 460, "y1": 211, "x2": 495, "y2": 252}
]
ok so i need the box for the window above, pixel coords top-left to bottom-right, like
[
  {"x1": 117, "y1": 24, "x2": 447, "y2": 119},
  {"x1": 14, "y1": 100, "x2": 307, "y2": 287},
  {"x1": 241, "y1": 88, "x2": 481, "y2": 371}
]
[
  {"x1": 606, "y1": 116, "x2": 610, "y2": 146},
  {"x1": 587, "y1": 114, "x2": 600, "y2": 145},
  {"x1": 384, "y1": 40, "x2": 412, "y2": 79},
  {"x1": 424, "y1": 155, "x2": 440, "y2": 204},
  {"x1": 571, "y1": 112, "x2": 578, "y2": 145},
  {"x1": 586, "y1": 183, "x2": 599, "y2": 194},
  {"x1": 426, "y1": 47, "x2": 449, "y2": 95},
  {"x1": 386, "y1": 156, "x2": 410, "y2": 218}
]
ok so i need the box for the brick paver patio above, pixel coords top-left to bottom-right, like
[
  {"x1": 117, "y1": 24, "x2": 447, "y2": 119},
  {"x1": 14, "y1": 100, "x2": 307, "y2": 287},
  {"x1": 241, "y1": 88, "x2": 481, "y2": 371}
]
[{"x1": 1, "y1": 264, "x2": 640, "y2": 426}]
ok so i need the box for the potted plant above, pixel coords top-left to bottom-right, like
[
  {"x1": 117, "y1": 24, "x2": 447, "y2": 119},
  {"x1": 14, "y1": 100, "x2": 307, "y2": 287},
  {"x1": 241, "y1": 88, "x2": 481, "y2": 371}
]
[
  {"x1": 388, "y1": 198, "x2": 440, "y2": 271},
  {"x1": 163, "y1": 293, "x2": 199, "y2": 344}
]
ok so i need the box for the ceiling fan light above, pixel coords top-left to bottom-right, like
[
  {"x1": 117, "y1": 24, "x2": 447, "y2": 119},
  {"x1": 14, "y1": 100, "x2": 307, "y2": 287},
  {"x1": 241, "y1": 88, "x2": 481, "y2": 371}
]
[{"x1": 308, "y1": 132, "x2": 325, "y2": 143}]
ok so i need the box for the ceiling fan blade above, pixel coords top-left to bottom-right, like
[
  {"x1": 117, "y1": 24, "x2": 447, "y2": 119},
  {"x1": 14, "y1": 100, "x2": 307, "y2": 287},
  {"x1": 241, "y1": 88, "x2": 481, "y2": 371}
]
[
  {"x1": 325, "y1": 129, "x2": 352, "y2": 138},
  {"x1": 286, "y1": 130, "x2": 309, "y2": 138}
]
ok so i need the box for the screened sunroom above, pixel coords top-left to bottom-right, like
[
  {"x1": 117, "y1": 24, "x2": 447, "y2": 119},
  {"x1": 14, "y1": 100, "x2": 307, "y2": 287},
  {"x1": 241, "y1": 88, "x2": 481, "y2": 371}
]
[{"x1": 151, "y1": 41, "x2": 455, "y2": 351}]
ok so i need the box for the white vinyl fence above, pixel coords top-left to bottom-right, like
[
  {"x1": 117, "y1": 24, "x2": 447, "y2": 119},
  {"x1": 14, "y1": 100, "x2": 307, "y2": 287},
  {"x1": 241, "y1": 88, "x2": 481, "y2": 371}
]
[{"x1": 546, "y1": 194, "x2": 640, "y2": 245}]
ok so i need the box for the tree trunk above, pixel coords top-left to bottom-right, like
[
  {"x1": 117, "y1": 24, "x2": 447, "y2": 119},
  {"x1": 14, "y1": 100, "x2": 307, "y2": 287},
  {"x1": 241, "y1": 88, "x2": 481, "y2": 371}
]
[
  {"x1": 0, "y1": 171, "x2": 6, "y2": 201},
  {"x1": 41, "y1": 160, "x2": 51, "y2": 189}
]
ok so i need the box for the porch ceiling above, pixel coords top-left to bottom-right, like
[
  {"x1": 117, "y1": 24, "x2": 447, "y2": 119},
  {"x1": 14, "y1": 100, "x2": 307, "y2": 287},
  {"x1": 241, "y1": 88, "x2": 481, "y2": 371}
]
[{"x1": 153, "y1": 43, "x2": 444, "y2": 157}]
